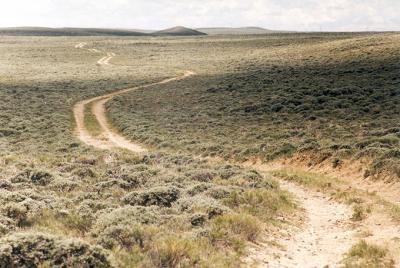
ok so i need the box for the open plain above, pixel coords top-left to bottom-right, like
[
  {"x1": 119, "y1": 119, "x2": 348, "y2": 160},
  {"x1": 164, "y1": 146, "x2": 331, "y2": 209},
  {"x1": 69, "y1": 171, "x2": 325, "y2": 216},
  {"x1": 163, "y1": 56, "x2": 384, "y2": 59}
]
[{"x1": 0, "y1": 32, "x2": 399, "y2": 267}]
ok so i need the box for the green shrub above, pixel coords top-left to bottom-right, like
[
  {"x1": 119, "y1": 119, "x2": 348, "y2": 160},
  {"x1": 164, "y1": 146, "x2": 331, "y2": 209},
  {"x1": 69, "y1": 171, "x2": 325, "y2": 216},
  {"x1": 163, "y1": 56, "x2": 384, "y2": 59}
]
[
  {"x1": 0, "y1": 232, "x2": 113, "y2": 268},
  {"x1": 2, "y1": 203, "x2": 28, "y2": 226},
  {"x1": 123, "y1": 186, "x2": 180, "y2": 207},
  {"x1": 190, "y1": 214, "x2": 206, "y2": 227},
  {"x1": 11, "y1": 169, "x2": 54, "y2": 186},
  {"x1": 185, "y1": 169, "x2": 217, "y2": 182},
  {"x1": 97, "y1": 224, "x2": 160, "y2": 250},
  {"x1": 176, "y1": 196, "x2": 229, "y2": 219},
  {"x1": 91, "y1": 206, "x2": 160, "y2": 243},
  {"x1": 205, "y1": 186, "x2": 235, "y2": 199},
  {"x1": 72, "y1": 167, "x2": 96, "y2": 178},
  {"x1": 49, "y1": 178, "x2": 79, "y2": 192},
  {"x1": 0, "y1": 180, "x2": 12, "y2": 190},
  {"x1": 186, "y1": 183, "x2": 212, "y2": 196},
  {"x1": 0, "y1": 216, "x2": 15, "y2": 235}
]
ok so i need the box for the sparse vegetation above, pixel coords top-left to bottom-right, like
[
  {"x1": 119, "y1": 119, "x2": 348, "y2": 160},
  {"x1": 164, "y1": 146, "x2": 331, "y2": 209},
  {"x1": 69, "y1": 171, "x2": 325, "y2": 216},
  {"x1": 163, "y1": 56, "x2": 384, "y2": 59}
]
[
  {"x1": 1, "y1": 32, "x2": 399, "y2": 266},
  {"x1": 0, "y1": 232, "x2": 113, "y2": 267},
  {"x1": 342, "y1": 240, "x2": 395, "y2": 268},
  {"x1": 0, "y1": 35, "x2": 301, "y2": 267},
  {"x1": 107, "y1": 33, "x2": 400, "y2": 181}
]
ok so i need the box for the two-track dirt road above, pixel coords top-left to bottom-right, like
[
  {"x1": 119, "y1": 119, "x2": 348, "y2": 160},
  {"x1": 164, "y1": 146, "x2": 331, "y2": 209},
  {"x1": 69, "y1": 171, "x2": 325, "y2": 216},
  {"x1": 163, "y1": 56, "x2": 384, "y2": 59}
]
[
  {"x1": 73, "y1": 70, "x2": 195, "y2": 153},
  {"x1": 72, "y1": 42, "x2": 400, "y2": 267},
  {"x1": 74, "y1": 41, "x2": 115, "y2": 66}
]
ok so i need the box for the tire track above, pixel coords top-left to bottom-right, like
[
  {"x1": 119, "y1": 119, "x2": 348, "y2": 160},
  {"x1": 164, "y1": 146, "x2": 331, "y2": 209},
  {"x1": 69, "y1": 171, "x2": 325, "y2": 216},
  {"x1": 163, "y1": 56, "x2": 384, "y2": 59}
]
[
  {"x1": 74, "y1": 42, "x2": 114, "y2": 66},
  {"x1": 72, "y1": 43, "x2": 194, "y2": 152},
  {"x1": 73, "y1": 71, "x2": 195, "y2": 152}
]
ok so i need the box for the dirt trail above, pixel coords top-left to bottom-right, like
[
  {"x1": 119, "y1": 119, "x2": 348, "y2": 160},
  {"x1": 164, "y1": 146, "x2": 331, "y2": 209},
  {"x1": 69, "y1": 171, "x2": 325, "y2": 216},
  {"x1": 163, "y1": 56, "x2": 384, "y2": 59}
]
[
  {"x1": 73, "y1": 73, "x2": 194, "y2": 152},
  {"x1": 74, "y1": 42, "x2": 113, "y2": 66},
  {"x1": 74, "y1": 42, "x2": 87, "y2": 49},
  {"x1": 73, "y1": 71, "x2": 194, "y2": 152},
  {"x1": 72, "y1": 43, "x2": 399, "y2": 267},
  {"x1": 245, "y1": 179, "x2": 355, "y2": 267},
  {"x1": 97, "y1": 52, "x2": 116, "y2": 66},
  {"x1": 72, "y1": 44, "x2": 194, "y2": 152}
]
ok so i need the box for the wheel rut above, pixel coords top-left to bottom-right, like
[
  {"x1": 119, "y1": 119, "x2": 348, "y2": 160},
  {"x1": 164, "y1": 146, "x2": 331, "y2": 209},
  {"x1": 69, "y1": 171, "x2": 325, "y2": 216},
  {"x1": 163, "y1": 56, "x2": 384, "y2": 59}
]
[{"x1": 73, "y1": 39, "x2": 194, "y2": 152}]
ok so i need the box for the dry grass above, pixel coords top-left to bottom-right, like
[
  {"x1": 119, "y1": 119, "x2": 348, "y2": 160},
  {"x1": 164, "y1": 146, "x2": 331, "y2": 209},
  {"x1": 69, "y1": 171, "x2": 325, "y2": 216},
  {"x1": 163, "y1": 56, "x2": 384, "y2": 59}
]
[{"x1": 343, "y1": 240, "x2": 395, "y2": 268}]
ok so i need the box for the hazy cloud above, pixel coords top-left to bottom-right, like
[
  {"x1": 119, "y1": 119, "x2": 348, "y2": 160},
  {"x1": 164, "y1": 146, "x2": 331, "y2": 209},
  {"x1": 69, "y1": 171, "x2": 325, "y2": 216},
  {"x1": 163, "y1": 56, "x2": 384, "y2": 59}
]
[{"x1": 0, "y1": 0, "x2": 399, "y2": 31}]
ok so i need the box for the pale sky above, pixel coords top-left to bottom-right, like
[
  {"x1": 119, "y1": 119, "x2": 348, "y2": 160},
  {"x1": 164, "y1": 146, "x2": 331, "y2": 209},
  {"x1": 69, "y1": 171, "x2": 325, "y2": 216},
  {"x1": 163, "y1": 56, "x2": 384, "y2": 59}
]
[{"x1": 1, "y1": 0, "x2": 399, "y2": 31}]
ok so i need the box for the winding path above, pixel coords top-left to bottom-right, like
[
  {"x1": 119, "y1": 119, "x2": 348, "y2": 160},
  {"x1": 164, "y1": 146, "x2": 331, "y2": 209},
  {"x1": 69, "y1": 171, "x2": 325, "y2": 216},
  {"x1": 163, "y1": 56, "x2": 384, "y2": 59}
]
[
  {"x1": 75, "y1": 41, "x2": 115, "y2": 66},
  {"x1": 72, "y1": 42, "x2": 399, "y2": 267},
  {"x1": 73, "y1": 70, "x2": 194, "y2": 152},
  {"x1": 73, "y1": 42, "x2": 194, "y2": 151}
]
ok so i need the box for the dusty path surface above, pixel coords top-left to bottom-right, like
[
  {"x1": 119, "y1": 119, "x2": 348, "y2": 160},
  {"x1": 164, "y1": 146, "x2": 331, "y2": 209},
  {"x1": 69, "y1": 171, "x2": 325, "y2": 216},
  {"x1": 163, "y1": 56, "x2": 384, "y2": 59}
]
[
  {"x1": 97, "y1": 52, "x2": 116, "y2": 66},
  {"x1": 73, "y1": 70, "x2": 194, "y2": 152},
  {"x1": 73, "y1": 43, "x2": 194, "y2": 152},
  {"x1": 75, "y1": 41, "x2": 114, "y2": 66},
  {"x1": 72, "y1": 42, "x2": 400, "y2": 267},
  {"x1": 74, "y1": 42, "x2": 87, "y2": 49},
  {"x1": 245, "y1": 180, "x2": 355, "y2": 267}
]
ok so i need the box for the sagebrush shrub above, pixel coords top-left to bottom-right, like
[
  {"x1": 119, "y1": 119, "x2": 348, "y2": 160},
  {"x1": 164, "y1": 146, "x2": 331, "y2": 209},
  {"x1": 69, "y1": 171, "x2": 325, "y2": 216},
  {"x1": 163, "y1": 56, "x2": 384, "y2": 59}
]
[
  {"x1": 0, "y1": 232, "x2": 113, "y2": 268},
  {"x1": 175, "y1": 195, "x2": 229, "y2": 219},
  {"x1": 123, "y1": 186, "x2": 180, "y2": 207},
  {"x1": 11, "y1": 169, "x2": 54, "y2": 186},
  {"x1": 91, "y1": 206, "x2": 161, "y2": 243}
]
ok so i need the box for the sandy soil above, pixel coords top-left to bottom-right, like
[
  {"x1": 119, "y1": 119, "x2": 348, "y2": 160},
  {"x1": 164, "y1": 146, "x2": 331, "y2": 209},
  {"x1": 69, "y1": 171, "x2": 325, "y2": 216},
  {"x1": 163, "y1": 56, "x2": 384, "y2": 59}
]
[
  {"x1": 245, "y1": 180, "x2": 355, "y2": 268},
  {"x1": 244, "y1": 164, "x2": 400, "y2": 267}
]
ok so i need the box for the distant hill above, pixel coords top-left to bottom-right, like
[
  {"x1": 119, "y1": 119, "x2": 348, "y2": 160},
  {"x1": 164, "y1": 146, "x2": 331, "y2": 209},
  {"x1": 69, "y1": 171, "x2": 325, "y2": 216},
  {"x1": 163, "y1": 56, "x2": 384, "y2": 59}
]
[
  {"x1": 0, "y1": 26, "x2": 289, "y2": 37},
  {"x1": 0, "y1": 27, "x2": 149, "y2": 36},
  {"x1": 154, "y1": 26, "x2": 207, "y2": 36},
  {"x1": 196, "y1": 27, "x2": 284, "y2": 35}
]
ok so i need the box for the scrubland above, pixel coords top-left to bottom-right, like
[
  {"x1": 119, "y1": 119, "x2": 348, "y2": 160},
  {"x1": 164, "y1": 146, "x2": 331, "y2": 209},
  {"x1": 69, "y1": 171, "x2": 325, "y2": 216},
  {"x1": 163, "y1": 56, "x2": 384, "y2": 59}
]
[
  {"x1": 0, "y1": 36, "x2": 297, "y2": 267},
  {"x1": 0, "y1": 33, "x2": 399, "y2": 267},
  {"x1": 108, "y1": 33, "x2": 400, "y2": 181}
]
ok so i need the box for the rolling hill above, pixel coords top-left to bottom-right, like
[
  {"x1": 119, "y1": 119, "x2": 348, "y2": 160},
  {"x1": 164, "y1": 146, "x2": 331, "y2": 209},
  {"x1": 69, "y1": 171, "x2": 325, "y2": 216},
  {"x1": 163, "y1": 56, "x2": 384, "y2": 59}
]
[
  {"x1": 0, "y1": 26, "x2": 207, "y2": 36},
  {"x1": 0, "y1": 26, "x2": 295, "y2": 37},
  {"x1": 154, "y1": 26, "x2": 207, "y2": 36}
]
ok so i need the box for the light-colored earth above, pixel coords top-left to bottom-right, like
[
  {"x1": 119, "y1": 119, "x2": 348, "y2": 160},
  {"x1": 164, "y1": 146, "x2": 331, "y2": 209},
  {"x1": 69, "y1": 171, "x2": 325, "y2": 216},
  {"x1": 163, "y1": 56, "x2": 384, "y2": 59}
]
[
  {"x1": 245, "y1": 180, "x2": 355, "y2": 268},
  {"x1": 72, "y1": 42, "x2": 400, "y2": 267}
]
